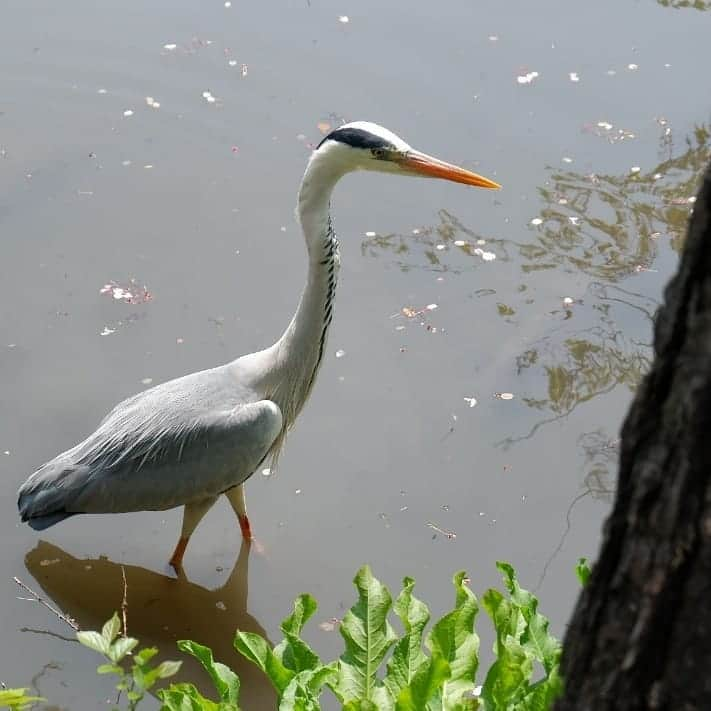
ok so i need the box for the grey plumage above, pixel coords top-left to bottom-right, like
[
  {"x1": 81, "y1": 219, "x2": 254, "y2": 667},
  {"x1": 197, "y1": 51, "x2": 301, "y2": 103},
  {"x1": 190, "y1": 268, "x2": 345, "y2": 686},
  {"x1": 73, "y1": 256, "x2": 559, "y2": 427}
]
[
  {"x1": 19, "y1": 364, "x2": 282, "y2": 525},
  {"x1": 16, "y1": 121, "x2": 499, "y2": 565}
]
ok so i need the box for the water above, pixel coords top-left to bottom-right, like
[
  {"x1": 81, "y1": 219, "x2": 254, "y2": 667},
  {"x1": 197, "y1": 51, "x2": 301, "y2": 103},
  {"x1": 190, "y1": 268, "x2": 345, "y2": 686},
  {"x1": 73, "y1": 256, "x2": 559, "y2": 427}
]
[{"x1": 1, "y1": 0, "x2": 708, "y2": 707}]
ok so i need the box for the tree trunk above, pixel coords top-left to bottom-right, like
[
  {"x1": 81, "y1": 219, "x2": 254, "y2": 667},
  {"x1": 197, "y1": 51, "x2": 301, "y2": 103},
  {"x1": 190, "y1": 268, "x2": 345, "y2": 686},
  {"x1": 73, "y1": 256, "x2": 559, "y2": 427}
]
[{"x1": 555, "y1": 163, "x2": 711, "y2": 710}]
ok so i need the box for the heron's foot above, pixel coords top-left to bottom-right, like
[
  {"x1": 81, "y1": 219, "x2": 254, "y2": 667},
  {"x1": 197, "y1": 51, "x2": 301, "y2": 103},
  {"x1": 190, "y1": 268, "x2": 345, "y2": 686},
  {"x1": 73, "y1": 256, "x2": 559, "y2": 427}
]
[
  {"x1": 169, "y1": 536, "x2": 189, "y2": 572},
  {"x1": 238, "y1": 513, "x2": 253, "y2": 541}
]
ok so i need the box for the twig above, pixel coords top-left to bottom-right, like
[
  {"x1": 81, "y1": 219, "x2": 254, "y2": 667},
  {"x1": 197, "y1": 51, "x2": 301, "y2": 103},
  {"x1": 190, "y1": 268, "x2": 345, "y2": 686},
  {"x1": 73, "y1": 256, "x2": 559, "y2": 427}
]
[
  {"x1": 120, "y1": 565, "x2": 128, "y2": 637},
  {"x1": 14, "y1": 576, "x2": 79, "y2": 631}
]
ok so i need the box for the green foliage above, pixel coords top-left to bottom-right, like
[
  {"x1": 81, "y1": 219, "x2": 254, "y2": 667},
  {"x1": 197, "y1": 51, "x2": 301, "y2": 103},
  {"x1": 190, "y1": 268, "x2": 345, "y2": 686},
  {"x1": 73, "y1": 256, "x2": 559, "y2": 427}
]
[
  {"x1": 231, "y1": 563, "x2": 561, "y2": 711},
  {"x1": 0, "y1": 688, "x2": 44, "y2": 710},
  {"x1": 77, "y1": 611, "x2": 182, "y2": 710},
  {"x1": 25, "y1": 561, "x2": 564, "y2": 710},
  {"x1": 575, "y1": 558, "x2": 591, "y2": 587},
  {"x1": 480, "y1": 563, "x2": 562, "y2": 710}
]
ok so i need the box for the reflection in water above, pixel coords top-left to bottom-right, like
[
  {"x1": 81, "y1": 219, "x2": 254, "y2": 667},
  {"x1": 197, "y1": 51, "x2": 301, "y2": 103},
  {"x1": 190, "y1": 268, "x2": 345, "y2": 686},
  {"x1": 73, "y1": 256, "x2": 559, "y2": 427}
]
[
  {"x1": 578, "y1": 429, "x2": 617, "y2": 501},
  {"x1": 24, "y1": 542, "x2": 275, "y2": 710},
  {"x1": 361, "y1": 209, "x2": 507, "y2": 273},
  {"x1": 657, "y1": 0, "x2": 711, "y2": 9},
  {"x1": 522, "y1": 124, "x2": 707, "y2": 280},
  {"x1": 497, "y1": 284, "x2": 654, "y2": 448},
  {"x1": 362, "y1": 126, "x2": 708, "y2": 281}
]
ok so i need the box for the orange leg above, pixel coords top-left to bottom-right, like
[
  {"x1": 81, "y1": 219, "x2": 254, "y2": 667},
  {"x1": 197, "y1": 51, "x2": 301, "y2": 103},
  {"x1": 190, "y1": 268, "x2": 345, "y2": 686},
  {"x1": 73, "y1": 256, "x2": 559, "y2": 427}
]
[
  {"x1": 169, "y1": 536, "x2": 189, "y2": 571},
  {"x1": 169, "y1": 497, "x2": 217, "y2": 572},
  {"x1": 238, "y1": 513, "x2": 253, "y2": 541}
]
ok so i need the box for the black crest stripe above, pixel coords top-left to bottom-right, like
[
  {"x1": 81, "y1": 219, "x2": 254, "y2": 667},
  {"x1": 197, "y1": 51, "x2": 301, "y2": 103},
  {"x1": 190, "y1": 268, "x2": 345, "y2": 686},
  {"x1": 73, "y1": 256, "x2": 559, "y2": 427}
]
[{"x1": 317, "y1": 127, "x2": 395, "y2": 151}]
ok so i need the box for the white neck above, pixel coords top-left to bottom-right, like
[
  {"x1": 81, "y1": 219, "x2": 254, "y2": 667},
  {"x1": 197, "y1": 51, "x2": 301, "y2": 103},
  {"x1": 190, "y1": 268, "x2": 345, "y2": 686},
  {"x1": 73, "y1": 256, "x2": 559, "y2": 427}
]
[{"x1": 258, "y1": 150, "x2": 345, "y2": 437}]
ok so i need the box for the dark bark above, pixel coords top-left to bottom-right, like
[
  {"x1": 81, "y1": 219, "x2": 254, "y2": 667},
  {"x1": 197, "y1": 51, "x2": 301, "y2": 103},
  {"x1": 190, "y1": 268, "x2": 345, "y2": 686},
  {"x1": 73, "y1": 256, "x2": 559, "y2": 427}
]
[{"x1": 556, "y1": 163, "x2": 711, "y2": 710}]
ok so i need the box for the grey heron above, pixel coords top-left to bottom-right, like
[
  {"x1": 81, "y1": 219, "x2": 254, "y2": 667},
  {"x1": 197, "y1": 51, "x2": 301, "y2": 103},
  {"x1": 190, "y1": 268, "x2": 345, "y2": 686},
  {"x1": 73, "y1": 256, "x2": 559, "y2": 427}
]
[{"x1": 17, "y1": 121, "x2": 500, "y2": 570}]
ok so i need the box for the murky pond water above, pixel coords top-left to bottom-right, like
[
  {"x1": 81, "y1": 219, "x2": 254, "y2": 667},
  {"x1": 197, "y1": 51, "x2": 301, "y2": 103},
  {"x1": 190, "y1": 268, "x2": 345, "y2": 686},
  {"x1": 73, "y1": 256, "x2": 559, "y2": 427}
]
[{"x1": 1, "y1": 0, "x2": 709, "y2": 707}]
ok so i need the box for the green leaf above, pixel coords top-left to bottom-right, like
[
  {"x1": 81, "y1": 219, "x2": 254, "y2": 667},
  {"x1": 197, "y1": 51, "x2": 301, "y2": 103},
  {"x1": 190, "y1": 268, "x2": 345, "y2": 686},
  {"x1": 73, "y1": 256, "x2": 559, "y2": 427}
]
[
  {"x1": 274, "y1": 594, "x2": 322, "y2": 674},
  {"x1": 234, "y1": 631, "x2": 294, "y2": 695},
  {"x1": 516, "y1": 668, "x2": 564, "y2": 711},
  {"x1": 77, "y1": 630, "x2": 110, "y2": 655},
  {"x1": 96, "y1": 663, "x2": 123, "y2": 675},
  {"x1": 384, "y1": 577, "x2": 431, "y2": 702},
  {"x1": 395, "y1": 656, "x2": 451, "y2": 711},
  {"x1": 494, "y1": 562, "x2": 560, "y2": 674},
  {"x1": 426, "y1": 571, "x2": 479, "y2": 709},
  {"x1": 575, "y1": 558, "x2": 591, "y2": 587},
  {"x1": 102, "y1": 613, "x2": 122, "y2": 645},
  {"x1": 280, "y1": 594, "x2": 318, "y2": 637},
  {"x1": 278, "y1": 666, "x2": 337, "y2": 711},
  {"x1": 178, "y1": 640, "x2": 240, "y2": 704},
  {"x1": 0, "y1": 689, "x2": 44, "y2": 709},
  {"x1": 332, "y1": 566, "x2": 398, "y2": 707},
  {"x1": 156, "y1": 660, "x2": 183, "y2": 679},
  {"x1": 159, "y1": 683, "x2": 217, "y2": 711},
  {"x1": 107, "y1": 635, "x2": 138, "y2": 663},
  {"x1": 480, "y1": 639, "x2": 532, "y2": 709},
  {"x1": 134, "y1": 647, "x2": 159, "y2": 666}
]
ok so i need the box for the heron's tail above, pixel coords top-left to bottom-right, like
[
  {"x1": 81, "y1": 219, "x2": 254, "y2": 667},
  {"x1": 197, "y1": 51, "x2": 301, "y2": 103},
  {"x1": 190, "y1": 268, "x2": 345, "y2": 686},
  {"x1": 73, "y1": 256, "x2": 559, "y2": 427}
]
[{"x1": 17, "y1": 458, "x2": 87, "y2": 530}]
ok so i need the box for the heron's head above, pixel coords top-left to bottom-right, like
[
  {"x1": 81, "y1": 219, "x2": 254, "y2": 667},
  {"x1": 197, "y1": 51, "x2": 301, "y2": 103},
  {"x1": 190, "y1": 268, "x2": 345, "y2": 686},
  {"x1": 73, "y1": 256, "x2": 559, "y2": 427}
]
[{"x1": 313, "y1": 121, "x2": 501, "y2": 190}]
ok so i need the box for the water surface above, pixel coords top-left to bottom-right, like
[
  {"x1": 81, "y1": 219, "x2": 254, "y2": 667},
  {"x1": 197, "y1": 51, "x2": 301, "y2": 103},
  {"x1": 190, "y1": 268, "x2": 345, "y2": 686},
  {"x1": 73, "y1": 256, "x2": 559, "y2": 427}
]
[{"x1": 1, "y1": 0, "x2": 708, "y2": 707}]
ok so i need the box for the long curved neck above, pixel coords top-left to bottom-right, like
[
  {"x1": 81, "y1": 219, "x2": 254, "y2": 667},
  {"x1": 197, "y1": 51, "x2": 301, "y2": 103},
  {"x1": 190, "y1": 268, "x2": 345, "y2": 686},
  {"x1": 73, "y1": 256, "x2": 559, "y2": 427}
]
[{"x1": 265, "y1": 153, "x2": 343, "y2": 430}]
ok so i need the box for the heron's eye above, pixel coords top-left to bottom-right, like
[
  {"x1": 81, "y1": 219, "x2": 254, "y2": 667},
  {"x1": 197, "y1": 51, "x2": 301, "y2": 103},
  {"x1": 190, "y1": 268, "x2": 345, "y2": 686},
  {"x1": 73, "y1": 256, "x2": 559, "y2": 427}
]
[{"x1": 370, "y1": 148, "x2": 387, "y2": 160}]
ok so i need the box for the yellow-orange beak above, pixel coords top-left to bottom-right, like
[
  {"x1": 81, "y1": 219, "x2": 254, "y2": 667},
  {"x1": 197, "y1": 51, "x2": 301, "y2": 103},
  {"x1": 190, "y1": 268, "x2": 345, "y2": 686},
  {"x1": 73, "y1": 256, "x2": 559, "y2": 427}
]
[{"x1": 399, "y1": 150, "x2": 501, "y2": 190}]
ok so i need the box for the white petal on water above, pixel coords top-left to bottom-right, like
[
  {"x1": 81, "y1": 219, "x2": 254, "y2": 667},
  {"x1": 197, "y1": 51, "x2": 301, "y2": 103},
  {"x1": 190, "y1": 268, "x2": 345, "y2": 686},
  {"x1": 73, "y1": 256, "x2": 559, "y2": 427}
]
[
  {"x1": 569, "y1": 72, "x2": 580, "y2": 82},
  {"x1": 122, "y1": 160, "x2": 132, "y2": 167},
  {"x1": 426, "y1": 303, "x2": 438, "y2": 311},
  {"x1": 464, "y1": 397, "x2": 477, "y2": 408},
  {"x1": 563, "y1": 296, "x2": 574, "y2": 305},
  {"x1": 206, "y1": 96, "x2": 216, "y2": 103},
  {"x1": 627, "y1": 63, "x2": 639, "y2": 70},
  {"x1": 630, "y1": 166, "x2": 641, "y2": 173},
  {"x1": 338, "y1": 15, "x2": 349, "y2": 23},
  {"x1": 569, "y1": 216, "x2": 580, "y2": 225},
  {"x1": 562, "y1": 156, "x2": 573, "y2": 163},
  {"x1": 100, "y1": 327, "x2": 115, "y2": 336},
  {"x1": 597, "y1": 121, "x2": 613, "y2": 130},
  {"x1": 224, "y1": 1, "x2": 232, "y2": 6},
  {"x1": 516, "y1": 71, "x2": 539, "y2": 85},
  {"x1": 454, "y1": 239, "x2": 467, "y2": 246},
  {"x1": 141, "y1": 377, "x2": 153, "y2": 385},
  {"x1": 498, "y1": 392, "x2": 515, "y2": 400},
  {"x1": 480, "y1": 251, "x2": 496, "y2": 261},
  {"x1": 262, "y1": 468, "x2": 271, "y2": 477},
  {"x1": 202, "y1": 91, "x2": 213, "y2": 99},
  {"x1": 123, "y1": 110, "x2": 134, "y2": 117},
  {"x1": 228, "y1": 60, "x2": 237, "y2": 66},
  {"x1": 531, "y1": 217, "x2": 543, "y2": 226},
  {"x1": 335, "y1": 349, "x2": 345, "y2": 358},
  {"x1": 163, "y1": 43, "x2": 177, "y2": 50},
  {"x1": 365, "y1": 231, "x2": 376, "y2": 237},
  {"x1": 436, "y1": 244, "x2": 446, "y2": 250},
  {"x1": 97, "y1": 88, "x2": 107, "y2": 94},
  {"x1": 476, "y1": 239, "x2": 486, "y2": 245}
]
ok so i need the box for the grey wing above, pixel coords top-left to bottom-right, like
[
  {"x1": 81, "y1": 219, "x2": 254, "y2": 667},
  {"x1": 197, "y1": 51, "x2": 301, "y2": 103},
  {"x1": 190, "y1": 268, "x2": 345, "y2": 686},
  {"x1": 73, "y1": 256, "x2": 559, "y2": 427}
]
[{"x1": 18, "y1": 399, "x2": 282, "y2": 526}]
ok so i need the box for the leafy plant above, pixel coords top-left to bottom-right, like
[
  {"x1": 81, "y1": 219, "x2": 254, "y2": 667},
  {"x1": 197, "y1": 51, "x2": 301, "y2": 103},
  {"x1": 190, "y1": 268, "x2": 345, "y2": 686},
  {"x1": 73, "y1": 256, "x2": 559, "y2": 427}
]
[
  {"x1": 28, "y1": 561, "x2": 564, "y2": 710},
  {"x1": 0, "y1": 688, "x2": 43, "y2": 710},
  {"x1": 232, "y1": 563, "x2": 562, "y2": 711},
  {"x1": 575, "y1": 558, "x2": 591, "y2": 587},
  {"x1": 77, "y1": 612, "x2": 182, "y2": 710}
]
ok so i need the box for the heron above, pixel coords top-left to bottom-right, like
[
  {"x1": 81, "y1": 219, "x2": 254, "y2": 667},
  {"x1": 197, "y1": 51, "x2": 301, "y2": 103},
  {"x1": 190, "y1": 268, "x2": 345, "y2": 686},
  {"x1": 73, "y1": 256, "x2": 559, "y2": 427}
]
[{"x1": 17, "y1": 121, "x2": 500, "y2": 570}]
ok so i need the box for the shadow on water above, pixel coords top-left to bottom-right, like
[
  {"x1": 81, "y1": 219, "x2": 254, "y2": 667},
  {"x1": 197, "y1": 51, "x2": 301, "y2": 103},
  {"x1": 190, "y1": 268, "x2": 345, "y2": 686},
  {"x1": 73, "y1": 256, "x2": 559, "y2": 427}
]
[{"x1": 24, "y1": 541, "x2": 276, "y2": 710}]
